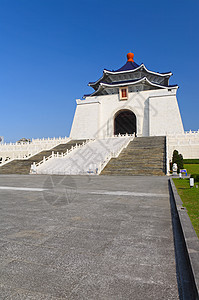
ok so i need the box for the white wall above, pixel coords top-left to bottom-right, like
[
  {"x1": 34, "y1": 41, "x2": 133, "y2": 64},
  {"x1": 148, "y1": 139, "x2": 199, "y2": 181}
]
[
  {"x1": 70, "y1": 100, "x2": 100, "y2": 139},
  {"x1": 70, "y1": 87, "x2": 184, "y2": 139},
  {"x1": 149, "y1": 93, "x2": 184, "y2": 136},
  {"x1": 167, "y1": 133, "x2": 199, "y2": 160}
]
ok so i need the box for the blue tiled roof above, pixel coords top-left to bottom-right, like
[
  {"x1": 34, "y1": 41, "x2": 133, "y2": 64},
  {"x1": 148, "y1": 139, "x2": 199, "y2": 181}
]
[{"x1": 109, "y1": 61, "x2": 140, "y2": 72}]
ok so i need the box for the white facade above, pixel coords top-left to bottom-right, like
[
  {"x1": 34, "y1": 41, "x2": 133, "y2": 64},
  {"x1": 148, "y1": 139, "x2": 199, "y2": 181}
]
[
  {"x1": 69, "y1": 52, "x2": 199, "y2": 162},
  {"x1": 70, "y1": 88, "x2": 184, "y2": 139},
  {"x1": 1, "y1": 53, "x2": 198, "y2": 170}
]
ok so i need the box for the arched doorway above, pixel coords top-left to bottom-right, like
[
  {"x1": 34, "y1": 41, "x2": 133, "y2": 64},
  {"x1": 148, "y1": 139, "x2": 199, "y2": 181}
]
[{"x1": 114, "y1": 110, "x2": 136, "y2": 135}]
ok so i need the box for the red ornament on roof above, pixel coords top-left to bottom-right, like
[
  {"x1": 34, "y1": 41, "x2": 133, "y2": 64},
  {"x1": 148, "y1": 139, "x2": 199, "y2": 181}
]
[{"x1": 127, "y1": 52, "x2": 134, "y2": 62}]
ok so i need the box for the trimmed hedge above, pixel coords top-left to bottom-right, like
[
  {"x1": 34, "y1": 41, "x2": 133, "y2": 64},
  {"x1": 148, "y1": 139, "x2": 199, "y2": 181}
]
[
  {"x1": 183, "y1": 159, "x2": 199, "y2": 164},
  {"x1": 190, "y1": 174, "x2": 199, "y2": 182}
]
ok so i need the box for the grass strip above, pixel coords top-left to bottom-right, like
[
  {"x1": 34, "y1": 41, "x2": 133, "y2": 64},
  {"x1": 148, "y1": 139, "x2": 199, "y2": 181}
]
[
  {"x1": 184, "y1": 164, "x2": 199, "y2": 174},
  {"x1": 173, "y1": 178, "x2": 199, "y2": 238}
]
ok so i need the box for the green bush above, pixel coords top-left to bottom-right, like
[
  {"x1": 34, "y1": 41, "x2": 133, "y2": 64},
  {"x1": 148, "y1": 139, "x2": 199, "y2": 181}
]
[
  {"x1": 183, "y1": 159, "x2": 199, "y2": 164},
  {"x1": 190, "y1": 174, "x2": 199, "y2": 182}
]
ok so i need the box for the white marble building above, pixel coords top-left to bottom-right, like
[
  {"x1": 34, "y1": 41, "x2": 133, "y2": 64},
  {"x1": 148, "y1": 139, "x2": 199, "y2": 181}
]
[
  {"x1": 70, "y1": 52, "x2": 184, "y2": 139},
  {"x1": 0, "y1": 53, "x2": 198, "y2": 167},
  {"x1": 70, "y1": 52, "x2": 199, "y2": 161}
]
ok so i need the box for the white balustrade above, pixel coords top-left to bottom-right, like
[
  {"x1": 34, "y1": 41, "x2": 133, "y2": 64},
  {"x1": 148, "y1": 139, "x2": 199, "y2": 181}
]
[
  {"x1": 184, "y1": 130, "x2": 199, "y2": 135},
  {"x1": 31, "y1": 139, "x2": 93, "y2": 172},
  {"x1": 0, "y1": 136, "x2": 70, "y2": 165},
  {"x1": 35, "y1": 135, "x2": 134, "y2": 175},
  {"x1": 97, "y1": 135, "x2": 134, "y2": 174}
]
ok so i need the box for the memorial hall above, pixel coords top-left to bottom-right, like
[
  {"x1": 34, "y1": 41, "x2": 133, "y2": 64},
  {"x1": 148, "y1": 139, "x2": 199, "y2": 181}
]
[
  {"x1": 0, "y1": 53, "x2": 199, "y2": 175},
  {"x1": 70, "y1": 52, "x2": 184, "y2": 139}
]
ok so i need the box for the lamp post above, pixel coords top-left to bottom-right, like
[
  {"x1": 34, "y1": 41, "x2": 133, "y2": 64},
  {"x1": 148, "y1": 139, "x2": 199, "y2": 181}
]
[{"x1": 190, "y1": 177, "x2": 194, "y2": 188}]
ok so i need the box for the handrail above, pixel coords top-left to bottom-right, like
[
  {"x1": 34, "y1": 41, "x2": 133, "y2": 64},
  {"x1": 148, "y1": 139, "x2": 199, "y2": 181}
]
[
  {"x1": 184, "y1": 130, "x2": 199, "y2": 134},
  {"x1": 97, "y1": 135, "x2": 134, "y2": 175},
  {"x1": 31, "y1": 135, "x2": 134, "y2": 175},
  {"x1": 30, "y1": 139, "x2": 94, "y2": 174},
  {"x1": 0, "y1": 137, "x2": 71, "y2": 167},
  {"x1": 0, "y1": 136, "x2": 69, "y2": 146},
  {"x1": 113, "y1": 133, "x2": 134, "y2": 137},
  {"x1": 166, "y1": 131, "x2": 199, "y2": 136}
]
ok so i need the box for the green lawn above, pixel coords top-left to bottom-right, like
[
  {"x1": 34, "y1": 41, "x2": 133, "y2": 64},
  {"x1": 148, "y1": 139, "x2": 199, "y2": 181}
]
[
  {"x1": 184, "y1": 164, "x2": 199, "y2": 174},
  {"x1": 173, "y1": 178, "x2": 199, "y2": 238}
]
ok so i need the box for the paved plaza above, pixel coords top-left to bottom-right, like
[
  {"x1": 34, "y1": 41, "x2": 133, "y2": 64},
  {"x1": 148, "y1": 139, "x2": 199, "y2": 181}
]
[{"x1": 0, "y1": 175, "x2": 178, "y2": 299}]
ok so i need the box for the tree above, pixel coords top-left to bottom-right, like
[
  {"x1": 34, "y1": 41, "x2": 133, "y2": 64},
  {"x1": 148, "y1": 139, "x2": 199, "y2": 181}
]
[
  {"x1": 172, "y1": 150, "x2": 184, "y2": 173},
  {"x1": 177, "y1": 154, "x2": 184, "y2": 171}
]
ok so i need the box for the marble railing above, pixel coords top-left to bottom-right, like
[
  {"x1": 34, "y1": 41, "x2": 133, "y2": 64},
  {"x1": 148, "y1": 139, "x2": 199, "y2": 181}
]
[
  {"x1": 97, "y1": 135, "x2": 134, "y2": 174},
  {"x1": 0, "y1": 136, "x2": 70, "y2": 165},
  {"x1": 184, "y1": 130, "x2": 199, "y2": 135}
]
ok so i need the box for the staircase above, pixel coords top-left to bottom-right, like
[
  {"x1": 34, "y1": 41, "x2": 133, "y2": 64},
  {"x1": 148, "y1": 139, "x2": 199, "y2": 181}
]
[
  {"x1": 36, "y1": 136, "x2": 131, "y2": 175},
  {"x1": 101, "y1": 136, "x2": 166, "y2": 176},
  {"x1": 0, "y1": 140, "x2": 86, "y2": 174}
]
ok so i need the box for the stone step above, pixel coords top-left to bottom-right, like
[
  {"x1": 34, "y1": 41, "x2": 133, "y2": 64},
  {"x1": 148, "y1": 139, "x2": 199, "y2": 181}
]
[
  {"x1": 102, "y1": 169, "x2": 165, "y2": 176},
  {"x1": 123, "y1": 156, "x2": 164, "y2": 160},
  {"x1": 123, "y1": 148, "x2": 165, "y2": 152},
  {"x1": 102, "y1": 170, "x2": 166, "y2": 176},
  {"x1": 114, "y1": 154, "x2": 165, "y2": 158},
  {"x1": 101, "y1": 136, "x2": 166, "y2": 176},
  {"x1": 102, "y1": 167, "x2": 165, "y2": 172},
  {"x1": 121, "y1": 149, "x2": 165, "y2": 153},
  {"x1": 118, "y1": 158, "x2": 165, "y2": 162},
  {"x1": 106, "y1": 158, "x2": 165, "y2": 164},
  {"x1": 120, "y1": 149, "x2": 165, "y2": 153},
  {"x1": 103, "y1": 163, "x2": 165, "y2": 169}
]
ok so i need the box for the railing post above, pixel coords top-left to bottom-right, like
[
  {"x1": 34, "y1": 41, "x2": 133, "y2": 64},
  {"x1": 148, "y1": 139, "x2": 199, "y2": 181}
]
[
  {"x1": 30, "y1": 162, "x2": 37, "y2": 174},
  {"x1": 98, "y1": 163, "x2": 101, "y2": 175}
]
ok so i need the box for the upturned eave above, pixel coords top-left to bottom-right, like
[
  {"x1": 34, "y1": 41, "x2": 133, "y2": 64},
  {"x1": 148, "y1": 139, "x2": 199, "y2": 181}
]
[
  {"x1": 88, "y1": 63, "x2": 172, "y2": 91},
  {"x1": 86, "y1": 77, "x2": 178, "y2": 97}
]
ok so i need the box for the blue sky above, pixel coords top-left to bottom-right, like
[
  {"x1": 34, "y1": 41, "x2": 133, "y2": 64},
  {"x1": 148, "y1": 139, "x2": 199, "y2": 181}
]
[{"x1": 0, "y1": 0, "x2": 198, "y2": 142}]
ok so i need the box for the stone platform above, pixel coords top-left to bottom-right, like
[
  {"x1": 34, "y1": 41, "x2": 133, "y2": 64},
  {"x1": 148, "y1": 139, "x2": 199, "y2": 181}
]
[{"x1": 0, "y1": 175, "x2": 178, "y2": 299}]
